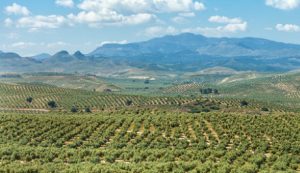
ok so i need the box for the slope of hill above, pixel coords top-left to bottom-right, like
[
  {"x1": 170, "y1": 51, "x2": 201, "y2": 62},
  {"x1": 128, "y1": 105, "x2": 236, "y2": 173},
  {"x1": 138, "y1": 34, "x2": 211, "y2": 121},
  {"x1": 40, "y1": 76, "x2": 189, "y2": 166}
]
[
  {"x1": 2, "y1": 33, "x2": 300, "y2": 74},
  {"x1": 91, "y1": 33, "x2": 300, "y2": 58},
  {"x1": 176, "y1": 72, "x2": 300, "y2": 111},
  {"x1": 0, "y1": 73, "x2": 120, "y2": 92},
  {"x1": 30, "y1": 53, "x2": 51, "y2": 61}
]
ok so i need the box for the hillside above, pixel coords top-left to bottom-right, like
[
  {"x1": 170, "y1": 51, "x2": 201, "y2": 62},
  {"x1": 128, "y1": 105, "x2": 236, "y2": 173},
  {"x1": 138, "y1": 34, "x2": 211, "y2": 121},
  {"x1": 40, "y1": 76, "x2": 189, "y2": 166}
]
[
  {"x1": 159, "y1": 71, "x2": 300, "y2": 111},
  {"x1": 2, "y1": 33, "x2": 300, "y2": 75}
]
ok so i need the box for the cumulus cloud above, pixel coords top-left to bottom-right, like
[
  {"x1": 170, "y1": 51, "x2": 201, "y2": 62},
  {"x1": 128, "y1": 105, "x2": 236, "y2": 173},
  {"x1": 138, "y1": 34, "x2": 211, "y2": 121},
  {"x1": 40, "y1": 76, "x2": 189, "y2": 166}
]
[
  {"x1": 68, "y1": 11, "x2": 154, "y2": 26},
  {"x1": 276, "y1": 24, "x2": 300, "y2": 32},
  {"x1": 182, "y1": 23, "x2": 247, "y2": 36},
  {"x1": 99, "y1": 40, "x2": 128, "y2": 46},
  {"x1": 221, "y1": 22, "x2": 247, "y2": 32},
  {"x1": 55, "y1": 0, "x2": 74, "y2": 8},
  {"x1": 4, "y1": 0, "x2": 206, "y2": 30},
  {"x1": 46, "y1": 41, "x2": 68, "y2": 48},
  {"x1": 5, "y1": 3, "x2": 30, "y2": 16},
  {"x1": 77, "y1": 0, "x2": 204, "y2": 13},
  {"x1": 4, "y1": 18, "x2": 13, "y2": 27},
  {"x1": 172, "y1": 12, "x2": 195, "y2": 23},
  {"x1": 208, "y1": 15, "x2": 247, "y2": 33},
  {"x1": 69, "y1": 0, "x2": 205, "y2": 26},
  {"x1": 152, "y1": 0, "x2": 205, "y2": 12},
  {"x1": 266, "y1": 0, "x2": 300, "y2": 10},
  {"x1": 143, "y1": 26, "x2": 179, "y2": 37},
  {"x1": 16, "y1": 15, "x2": 68, "y2": 31},
  {"x1": 11, "y1": 42, "x2": 36, "y2": 49},
  {"x1": 144, "y1": 15, "x2": 247, "y2": 38},
  {"x1": 194, "y1": 1, "x2": 205, "y2": 11},
  {"x1": 209, "y1": 16, "x2": 242, "y2": 24}
]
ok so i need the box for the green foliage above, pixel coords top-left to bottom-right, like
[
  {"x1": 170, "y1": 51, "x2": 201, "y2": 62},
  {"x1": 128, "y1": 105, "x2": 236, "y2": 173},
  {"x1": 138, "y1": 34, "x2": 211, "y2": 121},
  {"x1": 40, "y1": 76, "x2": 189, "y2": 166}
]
[
  {"x1": 26, "y1": 97, "x2": 33, "y2": 103},
  {"x1": 0, "y1": 112, "x2": 298, "y2": 172},
  {"x1": 125, "y1": 99, "x2": 133, "y2": 106},
  {"x1": 85, "y1": 107, "x2": 92, "y2": 113},
  {"x1": 71, "y1": 106, "x2": 78, "y2": 113},
  {"x1": 240, "y1": 100, "x2": 249, "y2": 107},
  {"x1": 47, "y1": 100, "x2": 57, "y2": 108}
]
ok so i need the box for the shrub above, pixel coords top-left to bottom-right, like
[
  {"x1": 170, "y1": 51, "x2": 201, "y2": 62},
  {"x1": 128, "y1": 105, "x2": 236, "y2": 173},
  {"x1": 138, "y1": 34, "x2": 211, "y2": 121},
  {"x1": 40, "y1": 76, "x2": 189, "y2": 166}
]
[
  {"x1": 125, "y1": 100, "x2": 133, "y2": 106},
  {"x1": 240, "y1": 100, "x2": 249, "y2": 107},
  {"x1": 48, "y1": 101, "x2": 57, "y2": 108},
  {"x1": 26, "y1": 97, "x2": 33, "y2": 103},
  {"x1": 71, "y1": 106, "x2": 78, "y2": 113},
  {"x1": 85, "y1": 107, "x2": 92, "y2": 113}
]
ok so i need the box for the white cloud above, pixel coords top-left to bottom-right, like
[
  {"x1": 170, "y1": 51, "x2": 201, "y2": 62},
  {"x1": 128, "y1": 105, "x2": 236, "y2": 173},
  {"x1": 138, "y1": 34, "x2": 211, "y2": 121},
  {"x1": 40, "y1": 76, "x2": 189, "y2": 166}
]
[
  {"x1": 266, "y1": 0, "x2": 300, "y2": 10},
  {"x1": 99, "y1": 40, "x2": 128, "y2": 46},
  {"x1": 143, "y1": 20, "x2": 247, "y2": 38},
  {"x1": 207, "y1": 15, "x2": 247, "y2": 33},
  {"x1": 56, "y1": 0, "x2": 74, "y2": 7},
  {"x1": 221, "y1": 22, "x2": 247, "y2": 32},
  {"x1": 4, "y1": 18, "x2": 13, "y2": 27},
  {"x1": 209, "y1": 16, "x2": 242, "y2": 24},
  {"x1": 70, "y1": 0, "x2": 205, "y2": 26},
  {"x1": 143, "y1": 26, "x2": 179, "y2": 37},
  {"x1": 172, "y1": 12, "x2": 195, "y2": 23},
  {"x1": 47, "y1": 41, "x2": 68, "y2": 48},
  {"x1": 182, "y1": 23, "x2": 247, "y2": 36},
  {"x1": 68, "y1": 11, "x2": 154, "y2": 26},
  {"x1": 153, "y1": 0, "x2": 205, "y2": 12},
  {"x1": 11, "y1": 42, "x2": 36, "y2": 49},
  {"x1": 77, "y1": 0, "x2": 205, "y2": 13},
  {"x1": 194, "y1": 1, "x2": 205, "y2": 11},
  {"x1": 5, "y1": 3, "x2": 30, "y2": 16},
  {"x1": 16, "y1": 15, "x2": 68, "y2": 31},
  {"x1": 179, "y1": 12, "x2": 195, "y2": 17},
  {"x1": 276, "y1": 24, "x2": 300, "y2": 32},
  {"x1": 172, "y1": 16, "x2": 186, "y2": 23},
  {"x1": 4, "y1": 0, "x2": 206, "y2": 29}
]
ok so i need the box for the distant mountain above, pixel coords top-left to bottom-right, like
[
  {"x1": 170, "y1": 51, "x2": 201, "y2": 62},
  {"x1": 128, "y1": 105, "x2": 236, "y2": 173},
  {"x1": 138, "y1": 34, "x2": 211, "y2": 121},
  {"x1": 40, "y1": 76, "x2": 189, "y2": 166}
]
[
  {"x1": 0, "y1": 51, "x2": 39, "y2": 72},
  {"x1": 90, "y1": 33, "x2": 300, "y2": 58},
  {"x1": 2, "y1": 33, "x2": 300, "y2": 75},
  {"x1": 73, "y1": 51, "x2": 86, "y2": 60},
  {"x1": 88, "y1": 33, "x2": 300, "y2": 73},
  {"x1": 31, "y1": 53, "x2": 51, "y2": 61}
]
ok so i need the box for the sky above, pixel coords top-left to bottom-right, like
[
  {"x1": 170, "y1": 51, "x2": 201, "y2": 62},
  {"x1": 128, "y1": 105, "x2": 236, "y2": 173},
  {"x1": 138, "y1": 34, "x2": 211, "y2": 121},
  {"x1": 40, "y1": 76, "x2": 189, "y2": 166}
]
[{"x1": 0, "y1": 0, "x2": 300, "y2": 56}]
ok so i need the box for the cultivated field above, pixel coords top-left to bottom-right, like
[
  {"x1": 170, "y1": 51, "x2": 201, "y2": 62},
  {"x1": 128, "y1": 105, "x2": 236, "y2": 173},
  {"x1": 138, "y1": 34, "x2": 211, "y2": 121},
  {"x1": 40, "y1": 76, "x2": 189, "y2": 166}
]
[
  {"x1": 0, "y1": 72, "x2": 299, "y2": 172},
  {"x1": 0, "y1": 112, "x2": 299, "y2": 172}
]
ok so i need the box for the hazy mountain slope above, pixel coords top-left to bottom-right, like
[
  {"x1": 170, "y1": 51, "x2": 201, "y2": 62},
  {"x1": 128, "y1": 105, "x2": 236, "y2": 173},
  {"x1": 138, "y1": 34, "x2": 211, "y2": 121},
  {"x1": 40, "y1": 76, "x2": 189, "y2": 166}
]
[
  {"x1": 31, "y1": 53, "x2": 51, "y2": 61},
  {"x1": 2, "y1": 33, "x2": 300, "y2": 74},
  {"x1": 90, "y1": 33, "x2": 300, "y2": 58},
  {"x1": 0, "y1": 52, "x2": 40, "y2": 72}
]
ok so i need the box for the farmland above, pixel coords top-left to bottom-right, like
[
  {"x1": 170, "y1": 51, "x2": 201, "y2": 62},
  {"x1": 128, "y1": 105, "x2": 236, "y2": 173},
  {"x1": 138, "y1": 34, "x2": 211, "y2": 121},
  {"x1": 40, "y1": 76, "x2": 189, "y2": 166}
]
[
  {"x1": 0, "y1": 112, "x2": 299, "y2": 172},
  {"x1": 0, "y1": 72, "x2": 299, "y2": 172}
]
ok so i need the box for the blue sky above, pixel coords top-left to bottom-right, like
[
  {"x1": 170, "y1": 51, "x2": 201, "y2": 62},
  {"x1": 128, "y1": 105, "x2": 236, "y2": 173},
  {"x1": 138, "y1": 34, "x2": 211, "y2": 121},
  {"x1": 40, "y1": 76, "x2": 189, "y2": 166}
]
[{"x1": 1, "y1": 0, "x2": 300, "y2": 56}]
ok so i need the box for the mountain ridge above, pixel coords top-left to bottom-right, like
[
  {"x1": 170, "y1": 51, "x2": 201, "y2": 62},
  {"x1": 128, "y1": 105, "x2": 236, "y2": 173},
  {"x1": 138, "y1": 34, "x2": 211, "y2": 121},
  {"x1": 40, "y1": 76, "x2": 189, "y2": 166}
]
[{"x1": 2, "y1": 33, "x2": 300, "y2": 75}]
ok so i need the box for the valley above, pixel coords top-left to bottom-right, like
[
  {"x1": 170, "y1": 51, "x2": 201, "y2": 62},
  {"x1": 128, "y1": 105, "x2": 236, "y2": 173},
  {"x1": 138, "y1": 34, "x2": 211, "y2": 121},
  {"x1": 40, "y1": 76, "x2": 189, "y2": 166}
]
[{"x1": 1, "y1": 33, "x2": 300, "y2": 173}]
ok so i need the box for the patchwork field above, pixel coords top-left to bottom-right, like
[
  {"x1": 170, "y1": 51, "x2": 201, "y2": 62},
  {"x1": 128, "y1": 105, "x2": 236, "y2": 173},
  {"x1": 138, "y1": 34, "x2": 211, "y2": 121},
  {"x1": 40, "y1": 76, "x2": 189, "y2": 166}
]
[{"x1": 0, "y1": 72, "x2": 299, "y2": 172}]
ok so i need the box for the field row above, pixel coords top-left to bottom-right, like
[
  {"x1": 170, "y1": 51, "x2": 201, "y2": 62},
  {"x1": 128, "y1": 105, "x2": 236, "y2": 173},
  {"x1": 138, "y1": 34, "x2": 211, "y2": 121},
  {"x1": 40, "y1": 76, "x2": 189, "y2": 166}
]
[{"x1": 0, "y1": 112, "x2": 299, "y2": 172}]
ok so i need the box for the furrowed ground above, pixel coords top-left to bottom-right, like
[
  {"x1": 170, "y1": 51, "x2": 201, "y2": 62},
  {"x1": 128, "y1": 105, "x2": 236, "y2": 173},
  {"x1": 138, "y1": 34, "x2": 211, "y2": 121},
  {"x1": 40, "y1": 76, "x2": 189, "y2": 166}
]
[
  {"x1": 0, "y1": 112, "x2": 299, "y2": 172},
  {"x1": 0, "y1": 81, "x2": 299, "y2": 172}
]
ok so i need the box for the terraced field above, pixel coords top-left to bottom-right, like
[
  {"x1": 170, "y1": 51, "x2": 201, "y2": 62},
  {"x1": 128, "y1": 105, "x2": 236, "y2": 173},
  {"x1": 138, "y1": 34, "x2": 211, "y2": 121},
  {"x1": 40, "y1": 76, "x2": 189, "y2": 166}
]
[
  {"x1": 0, "y1": 83, "x2": 199, "y2": 113},
  {"x1": 0, "y1": 112, "x2": 299, "y2": 172}
]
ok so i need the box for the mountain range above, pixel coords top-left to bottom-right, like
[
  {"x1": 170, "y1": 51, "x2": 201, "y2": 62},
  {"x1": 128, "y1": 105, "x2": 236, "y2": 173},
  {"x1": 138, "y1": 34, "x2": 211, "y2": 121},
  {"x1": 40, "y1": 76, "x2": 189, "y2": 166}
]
[{"x1": 1, "y1": 33, "x2": 300, "y2": 76}]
